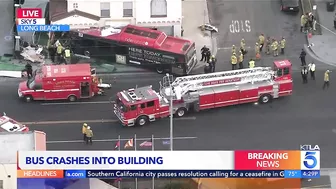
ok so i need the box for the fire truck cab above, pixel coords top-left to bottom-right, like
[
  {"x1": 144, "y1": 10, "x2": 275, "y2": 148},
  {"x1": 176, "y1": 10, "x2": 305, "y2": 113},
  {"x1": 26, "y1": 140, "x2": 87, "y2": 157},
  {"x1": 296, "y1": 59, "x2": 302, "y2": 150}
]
[
  {"x1": 0, "y1": 113, "x2": 29, "y2": 132},
  {"x1": 114, "y1": 60, "x2": 293, "y2": 126},
  {"x1": 18, "y1": 64, "x2": 104, "y2": 102}
]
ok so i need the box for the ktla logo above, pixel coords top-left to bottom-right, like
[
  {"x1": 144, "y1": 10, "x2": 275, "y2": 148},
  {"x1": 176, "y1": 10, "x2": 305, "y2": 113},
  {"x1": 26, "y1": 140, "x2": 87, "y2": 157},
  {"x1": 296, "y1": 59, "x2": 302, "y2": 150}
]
[{"x1": 300, "y1": 151, "x2": 320, "y2": 170}]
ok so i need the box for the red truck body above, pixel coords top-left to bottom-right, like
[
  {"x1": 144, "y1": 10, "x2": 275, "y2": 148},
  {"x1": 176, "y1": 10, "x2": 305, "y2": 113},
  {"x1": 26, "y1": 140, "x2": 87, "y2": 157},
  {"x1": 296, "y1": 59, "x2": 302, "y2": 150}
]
[
  {"x1": 18, "y1": 64, "x2": 100, "y2": 102},
  {"x1": 0, "y1": 115, "x2": 29, "y2": 132},
  {"x1": 114, "y1": 60, "x2": 293, "y2": 126}
]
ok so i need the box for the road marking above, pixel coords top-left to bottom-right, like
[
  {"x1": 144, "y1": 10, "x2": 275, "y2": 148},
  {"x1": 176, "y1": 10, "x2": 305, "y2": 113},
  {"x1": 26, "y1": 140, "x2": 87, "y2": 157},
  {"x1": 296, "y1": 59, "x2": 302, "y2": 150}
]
[
  {"x1": 22, "y1": 117, "x2": 196, "y2": 125},
  {"x1": 41, "y1": 101, "x2": 114, "y2": 105},
  {"x1": 229, "y1": 20, "x2": 251, "y2": 33},
  {"x1": 332, "y1": 129, "x2": 336, "y2": 134},
  {"x1": 217, "y1": 46, "x2": 251, "y2": 50},
  {"x1": 47, "y1": 136, "x2": 198, "y2": 144}
]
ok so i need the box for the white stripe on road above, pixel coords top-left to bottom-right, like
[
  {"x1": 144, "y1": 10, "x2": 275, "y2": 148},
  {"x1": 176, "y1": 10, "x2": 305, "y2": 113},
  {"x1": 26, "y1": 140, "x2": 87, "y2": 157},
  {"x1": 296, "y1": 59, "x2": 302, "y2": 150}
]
[
  {"x1": 41, "y1": 101, "x2": 114, "y2": 105},
  {"x1": 22, "y1": 117, "x2": 196, "y2": 125},
  {"x1": 47, "y1": 136, "x2": 198, "y2": 144}
]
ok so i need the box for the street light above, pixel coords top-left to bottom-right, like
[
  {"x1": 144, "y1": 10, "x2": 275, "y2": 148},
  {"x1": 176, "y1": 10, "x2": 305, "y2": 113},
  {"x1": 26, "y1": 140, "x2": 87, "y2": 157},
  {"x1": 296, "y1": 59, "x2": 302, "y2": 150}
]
[{"x1": 166, "y1": 73, "x2": 174, "y2": 151}]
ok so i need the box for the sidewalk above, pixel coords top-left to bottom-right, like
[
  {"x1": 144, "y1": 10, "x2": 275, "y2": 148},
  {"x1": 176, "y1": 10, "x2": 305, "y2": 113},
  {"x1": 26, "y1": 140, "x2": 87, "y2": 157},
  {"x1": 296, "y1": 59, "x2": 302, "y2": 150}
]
[
  {"x1": 182, "y1": 0, "x2": 216, "y2": 70},
  {"x1": 306, "y1": 2, "x2": 336, "y2": 66}
]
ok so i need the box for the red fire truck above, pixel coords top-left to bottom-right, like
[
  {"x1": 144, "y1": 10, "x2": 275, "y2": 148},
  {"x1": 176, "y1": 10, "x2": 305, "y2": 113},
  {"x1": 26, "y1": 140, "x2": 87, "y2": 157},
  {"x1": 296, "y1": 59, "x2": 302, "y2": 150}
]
[
  {"x1": 18, "y1": 64, "x2": 109, "y2": 102},
  {"x1": 114, "y1": 60, "x2": 293, "y2": 126},
  {"x1": 69, "y1": 24, "x2": 197, "y2": 75},
  {"x1": 0, "y1": 113, "x2": 29, "y2": 132}
]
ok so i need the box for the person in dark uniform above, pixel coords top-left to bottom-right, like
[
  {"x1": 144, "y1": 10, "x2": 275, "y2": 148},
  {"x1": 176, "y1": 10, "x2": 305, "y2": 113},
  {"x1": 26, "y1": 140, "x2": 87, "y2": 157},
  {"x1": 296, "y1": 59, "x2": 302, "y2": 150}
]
[
  {"x1": 205, "y1": 50, "x2": 211, "y2": 63},
  {"x1": 209, "y1": 55, "x2": 216, "y2": 72},
  {"x1": 300, "y1": 49, "x2": 307, "y2": 66},
  {"x1": 200, "y1": 45, "x2": 209, "y2": 62},
  {"x1": 301, "y1": 66, "x2": 308, "y2": 84},
  {"x1": 25, "y1": 63, "x2": 33, "y2": 78},
  {"x1": 204, "y1": 63, "x2": 211, "y2": 73}
]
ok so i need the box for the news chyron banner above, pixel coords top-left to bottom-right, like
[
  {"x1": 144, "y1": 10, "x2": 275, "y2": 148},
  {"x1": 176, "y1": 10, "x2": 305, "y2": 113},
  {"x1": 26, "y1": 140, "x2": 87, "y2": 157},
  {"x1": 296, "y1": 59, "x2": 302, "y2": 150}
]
[
  {"x1": 16, "y1": 148, "x2": 320, "y2": 180},
  {"x1": 16, "y1": 8, "x2": 70, "y2": 32}
]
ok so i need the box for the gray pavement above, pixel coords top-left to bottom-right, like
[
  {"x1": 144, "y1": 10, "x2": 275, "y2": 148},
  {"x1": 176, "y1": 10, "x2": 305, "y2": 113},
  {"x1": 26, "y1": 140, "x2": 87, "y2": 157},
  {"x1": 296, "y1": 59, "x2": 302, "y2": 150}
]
[
  {"x1": 0, "y1": 0, "x2": 15, "y2": 56},
  {"x1": 307, "y1": 1, "x2": 336, "y2": 66},
  {"x1": 208, "y1": 0, "x2": 306, "y2": 71},
  {"x1": 1, "y1": 69, "x2": 336, "y2": 168},
  {"x1": 182, "y1": 0, "x2": 215, "y2": 70}
]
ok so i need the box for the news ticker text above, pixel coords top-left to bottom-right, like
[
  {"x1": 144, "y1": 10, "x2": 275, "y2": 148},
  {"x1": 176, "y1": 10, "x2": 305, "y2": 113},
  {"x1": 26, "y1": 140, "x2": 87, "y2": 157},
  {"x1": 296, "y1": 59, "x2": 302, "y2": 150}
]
[{"x1": 19, "y1": 170, "x2": 320, "y2": 179}]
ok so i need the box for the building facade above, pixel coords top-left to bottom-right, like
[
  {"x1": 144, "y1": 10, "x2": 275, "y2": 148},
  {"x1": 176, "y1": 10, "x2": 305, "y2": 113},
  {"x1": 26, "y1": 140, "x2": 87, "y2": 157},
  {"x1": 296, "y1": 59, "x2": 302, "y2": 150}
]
[{"x1": 50, "y1": 0, "x2": 182, "y2": 36}]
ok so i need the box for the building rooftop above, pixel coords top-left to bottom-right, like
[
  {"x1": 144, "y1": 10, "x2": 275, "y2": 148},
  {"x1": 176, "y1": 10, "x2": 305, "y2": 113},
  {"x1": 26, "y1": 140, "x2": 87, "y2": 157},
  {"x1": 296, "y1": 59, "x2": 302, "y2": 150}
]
[
  {"x1": 42, "y1": 64, "x2": 92, "y2": 78},
  {"x1": 0, "y1": 131, "x2": 46, "y2": 164},
  {"x1": 75, "y1": 25, "x2": 193, "y2": 54}
]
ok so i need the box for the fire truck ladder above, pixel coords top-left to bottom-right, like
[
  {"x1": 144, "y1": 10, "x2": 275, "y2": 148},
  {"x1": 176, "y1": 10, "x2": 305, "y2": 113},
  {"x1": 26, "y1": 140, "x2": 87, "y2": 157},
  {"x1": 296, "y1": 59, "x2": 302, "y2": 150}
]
[{"x1": 161, "y1": 67, "x2": 274, "y2": 100}]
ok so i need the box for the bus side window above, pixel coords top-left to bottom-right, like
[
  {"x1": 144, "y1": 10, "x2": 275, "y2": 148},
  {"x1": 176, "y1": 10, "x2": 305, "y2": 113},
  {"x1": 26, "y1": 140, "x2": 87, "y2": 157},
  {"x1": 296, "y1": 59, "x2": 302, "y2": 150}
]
[
  {"x1": 277, "y1": 69, "x2": 283, "y2": 77},
  {"x1": 130, "y1": 105, "x2": 137, "y2": 111},
  {"x1": 283, "y1": 67, "x2": 290, "y2": 75},
  {"x1": 140, "y1": 103, "x2": 146, "y2": 109}
]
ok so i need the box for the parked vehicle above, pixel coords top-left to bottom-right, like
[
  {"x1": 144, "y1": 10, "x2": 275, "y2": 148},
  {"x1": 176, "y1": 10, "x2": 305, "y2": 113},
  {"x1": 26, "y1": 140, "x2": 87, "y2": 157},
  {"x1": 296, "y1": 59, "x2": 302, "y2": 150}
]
[
  {"x1": 114, "y1": 60, "x2": 293, "y2": 126},
  {"x1": 18, "y1": 64, "x2": 110, "y2": 102},
  {"x1": 0, "y1": 113, "x2": 29, "y2": 132},
  {"x1": 280, "y1": 0, "x2": 300, "y2": 12}
]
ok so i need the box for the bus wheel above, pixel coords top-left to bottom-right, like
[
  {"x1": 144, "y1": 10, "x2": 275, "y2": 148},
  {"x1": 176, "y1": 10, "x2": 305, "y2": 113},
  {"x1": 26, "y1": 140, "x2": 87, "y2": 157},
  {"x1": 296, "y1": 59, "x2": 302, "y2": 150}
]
[
  {"x1": 175, "y1": 108, "x2": 187, "y2": 117},
  {"x1": 68, "y1": 95, "x2": 77, "y2": 102},
  {"x1": 136, "y1": 116, "x2": 148, "y2": 126},
  {"x1": 156, "y1": 66, "x2": 164, "y2": 74},
  {"x1": 259, "y1": 94, "x2": 272, "y2": 104},
  {"x1": 24, "y1": 95, "x2": 33, "y2": 102}
]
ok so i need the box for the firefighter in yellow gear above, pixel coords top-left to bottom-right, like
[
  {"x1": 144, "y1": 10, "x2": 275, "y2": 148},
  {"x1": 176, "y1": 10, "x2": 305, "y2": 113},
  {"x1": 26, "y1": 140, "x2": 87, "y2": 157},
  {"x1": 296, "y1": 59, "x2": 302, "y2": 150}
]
[
  {"x1": 258, "y1": 34, "x2": 265, "y2": 51},
  {"x1": 265, "y1": 37, "x2": 271, "y2": 55},
  {"x1": 323, "y1": 70, "x2": 330, "y2": 90},
  {"x1": 271, "y1": 39, "x2": 279, "y2": 57},
  {"x1": 231, "y1": 53, "x2": 238, "y2": 70},
  {"x1": 238, "y1": 51, "x2": 244, "y2": 69},
  {"x1": 85, "y1": 126, "x2": 93, "y2": 145},
  {"x1": 240, "y1": 38, "x2": 246, "y2": 54},
  {"x1": 255, "y1": 42, "x2": 260, "y2": 59},
  {"x1": 280, "y1": 37, "x2": 286, "y2": 54},
  {"x1": 56, "y1": 44, "x2": 63, "y2": 64},
  {"x1": 64, "y1": 47, "x2": 71, "y2": 64},
  {"x1": 232, "y1": 45, "x2": 236, "y2": 55},
  {"x1": 249, "y1": 59, "x2": 255, "y2": 68},
  {"x1": 82, "y1": 123, "x2": 88, "y2": 141}
]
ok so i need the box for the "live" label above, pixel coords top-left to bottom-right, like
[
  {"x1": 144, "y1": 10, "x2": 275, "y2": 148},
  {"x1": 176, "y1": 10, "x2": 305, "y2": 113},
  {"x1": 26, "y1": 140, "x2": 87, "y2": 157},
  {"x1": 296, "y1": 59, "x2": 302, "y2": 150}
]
[{"x1": 16, "y1": 8, "x2": 42, "y2": 19}]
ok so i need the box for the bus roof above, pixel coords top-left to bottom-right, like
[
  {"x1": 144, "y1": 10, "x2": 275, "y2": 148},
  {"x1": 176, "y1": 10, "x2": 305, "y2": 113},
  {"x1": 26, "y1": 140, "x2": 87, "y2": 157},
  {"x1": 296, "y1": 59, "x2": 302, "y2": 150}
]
[
  {"x1": 75, "y1": 24, "x2": 193, "y2": 55},
  {"x1": 274, "y1": 60, "x2": 292, "y2": 69},
  {"x1": 42, "y1": 64, "x2": 91, "y2": 78}
]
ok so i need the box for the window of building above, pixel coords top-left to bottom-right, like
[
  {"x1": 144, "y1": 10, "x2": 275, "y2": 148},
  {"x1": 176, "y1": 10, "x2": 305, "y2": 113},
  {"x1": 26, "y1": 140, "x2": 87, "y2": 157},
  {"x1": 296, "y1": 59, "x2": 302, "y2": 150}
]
[
  {"x1": 141, "y1": 103, "x2": 146, "y2": 109},
  {"x1": 123, "y1": 2, "x2": 133, "y2": 17},
  {"x1": 100, "y1": 2, "x2": 110, "y2": 17},
  {"x1": 147, "y1": 101, "x2": 154, "y2": 107},
  {"x1": 150, "y1": 0, "x2": 167, "y2": 17},
  {"x1": 73, "y1": 2, "x2": 78, "y2": 9}
]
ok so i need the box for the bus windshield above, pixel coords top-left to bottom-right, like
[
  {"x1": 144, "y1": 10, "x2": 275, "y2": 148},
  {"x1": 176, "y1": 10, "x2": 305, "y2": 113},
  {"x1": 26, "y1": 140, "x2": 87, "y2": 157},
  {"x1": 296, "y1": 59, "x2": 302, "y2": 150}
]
[
  {"x1": 185, "y1": 43, "x2": 196, "y2": 63},
  {"x1": 115, "y1": 97, "x2": 128, "y2": 112}
]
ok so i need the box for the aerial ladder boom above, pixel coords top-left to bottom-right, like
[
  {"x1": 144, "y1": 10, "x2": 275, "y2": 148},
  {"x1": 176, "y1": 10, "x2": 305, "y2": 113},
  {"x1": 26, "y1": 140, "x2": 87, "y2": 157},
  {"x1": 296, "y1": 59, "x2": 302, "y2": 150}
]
[{"x1": 161, "y1": 67, "x2": 274, "y2": 100}]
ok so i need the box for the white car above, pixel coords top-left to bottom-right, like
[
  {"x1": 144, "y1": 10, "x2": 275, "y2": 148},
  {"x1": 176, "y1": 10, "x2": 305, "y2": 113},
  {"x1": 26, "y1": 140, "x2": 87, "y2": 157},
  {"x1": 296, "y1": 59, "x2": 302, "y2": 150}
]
[{"x1": 199, "y1": 24, "x2": 219, "y2": 32}]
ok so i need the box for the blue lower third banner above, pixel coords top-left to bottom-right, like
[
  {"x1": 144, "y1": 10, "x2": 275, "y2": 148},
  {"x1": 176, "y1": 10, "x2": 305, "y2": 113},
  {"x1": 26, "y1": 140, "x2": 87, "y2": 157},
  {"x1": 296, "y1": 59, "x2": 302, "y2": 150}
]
[
  {"x1": 64, "y1": 170, "x2": 290, "y2": 179},
  {"x1": 17, "y1": 25, "x2": 70, "y2": 32}
]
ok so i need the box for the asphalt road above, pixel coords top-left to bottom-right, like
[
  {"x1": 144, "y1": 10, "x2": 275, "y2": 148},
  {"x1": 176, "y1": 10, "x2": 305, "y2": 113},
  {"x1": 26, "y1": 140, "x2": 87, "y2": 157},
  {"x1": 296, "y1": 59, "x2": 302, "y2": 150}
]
[
  {"x1": 207, "y1": 0, "x2": 308, "y2": 71},
  {"x1": 1, "y1": 69, "x2": 335, "y2": 167}
]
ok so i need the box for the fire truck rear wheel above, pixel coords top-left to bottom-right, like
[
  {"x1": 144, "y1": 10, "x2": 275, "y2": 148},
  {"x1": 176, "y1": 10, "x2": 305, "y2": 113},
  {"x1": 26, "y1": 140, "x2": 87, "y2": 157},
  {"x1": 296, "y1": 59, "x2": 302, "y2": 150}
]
[
  {"x1": 259, "y1": 94, "x2": 272, "y2": 104},
  {"x1": 24, "y1": 95, "x2": 33, "y2": 102},
  {"x1": 136, "y1": 116, "x2": 148, "y2": 126},
  {"x1": 68, "y1": 95, "x2": 77, "y2": 102},
  {"x1": 175, "y1": 108, "x2": 187, "y2": 117}
]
